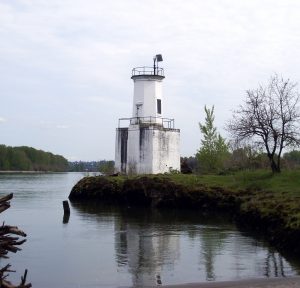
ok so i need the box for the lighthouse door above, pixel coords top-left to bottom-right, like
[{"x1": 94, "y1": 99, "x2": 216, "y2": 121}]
[{"x1": 136, "y1": 104, "x2": 142, "y2": 118}]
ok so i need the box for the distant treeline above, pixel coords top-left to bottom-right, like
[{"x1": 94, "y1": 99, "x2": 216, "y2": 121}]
[
  {"x1": 0, "y1": 145, "x2": 68, "y2": 172},
  {"x1": 181, "y1": 150, "x2": 300, "y2": 174},
  {"x1": 69, "y1": 161, "x2": 114, "y2": 174}
]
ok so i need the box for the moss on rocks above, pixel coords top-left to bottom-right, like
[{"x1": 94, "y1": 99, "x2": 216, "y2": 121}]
[
  {"x1": 69, "y1": 175, "x2": 238, "y2": 210},
  {"x1": 69, "y1": 176, "x2": 122, "y2": 201}
]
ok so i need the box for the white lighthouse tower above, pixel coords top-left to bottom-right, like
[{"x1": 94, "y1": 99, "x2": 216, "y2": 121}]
[{"x1": 115, "y1": 55, "x2": 180, "y2": 174}]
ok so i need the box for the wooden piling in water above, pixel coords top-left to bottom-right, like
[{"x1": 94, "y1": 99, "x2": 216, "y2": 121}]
[{"x1": 63, "y1": 200, "x2": 70, "y2": 214}]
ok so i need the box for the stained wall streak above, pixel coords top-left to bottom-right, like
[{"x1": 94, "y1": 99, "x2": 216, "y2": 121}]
[{"x1": 115, "y1": 128, "x2": 128, "y2": 173}]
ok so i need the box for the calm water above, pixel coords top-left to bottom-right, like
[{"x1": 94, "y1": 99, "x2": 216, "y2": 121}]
[{"x1": 0, "y1": 172, "x2": 299, "y2": 288}]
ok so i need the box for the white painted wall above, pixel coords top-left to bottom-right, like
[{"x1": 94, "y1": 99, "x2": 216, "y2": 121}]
[{"x1": 132, "y1": 76, "x2": 163, "y2": 124}]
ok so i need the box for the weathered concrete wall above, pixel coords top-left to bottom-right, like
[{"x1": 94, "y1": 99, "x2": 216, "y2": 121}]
[
  {"x1": 115, "y1": 125, "x2": 180, "y2": 174},
  {"x1": 127, "y1": 125, "x2": 154, "y2": 174},
  {"x1": 115, "y1": 128, "x2": 128, "y2": 173},
  {"x1": 152, "y1": 128, "x2": 180, "y2": 174}
]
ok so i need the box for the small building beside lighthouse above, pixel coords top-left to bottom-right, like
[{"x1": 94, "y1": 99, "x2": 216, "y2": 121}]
[{"x1": 115, "y1": 55, "x2": 180, "y2": 174}]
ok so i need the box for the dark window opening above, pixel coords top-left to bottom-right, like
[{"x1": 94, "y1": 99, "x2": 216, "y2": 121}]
[
  {"x1": 157, "y1": 99, "x2": 162, "y2": 114},
  {"x1": 136, "y1": 104, "x2": 142, "y2": 117}
]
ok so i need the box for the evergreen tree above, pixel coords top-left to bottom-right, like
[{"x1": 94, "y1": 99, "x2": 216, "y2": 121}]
[
  {"x1": 196, "y1": 106, "x2": 229, "y2": 173},
  {"x1": 99, "y1": 161, "x2": 115, "y2": 175}
]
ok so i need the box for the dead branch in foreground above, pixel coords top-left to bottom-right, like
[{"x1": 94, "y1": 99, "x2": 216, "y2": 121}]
[{"x1": 0, "y1": 193, "x2": 32, "y2": 288}]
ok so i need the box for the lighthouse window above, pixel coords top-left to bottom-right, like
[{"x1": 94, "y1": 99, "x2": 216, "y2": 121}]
[
  {"x1": 157, "y1": 99, "x2": 162, "y2": 114},
  {"x1": 136, "y1": 104, "x2": 142, "y2": 117}
]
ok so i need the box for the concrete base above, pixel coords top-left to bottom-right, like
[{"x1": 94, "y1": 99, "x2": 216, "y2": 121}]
[{"x1": 115, "y1": 124, "x2": 180, "y2": 174}]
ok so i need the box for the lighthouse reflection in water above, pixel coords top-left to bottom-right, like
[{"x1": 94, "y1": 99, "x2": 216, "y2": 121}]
[{"x1": 74, "y1": 203, "x2": 298, "y2": 287}]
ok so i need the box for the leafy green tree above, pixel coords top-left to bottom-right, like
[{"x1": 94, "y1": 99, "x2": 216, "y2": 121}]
[
  {"x1": 283, "y1": 150, "x2": 300, "y2": 168},
  {"x1": 0, "y1": 145, "x2": 9, "y2": 170},
  {"x1": 180, "y1": 157, "x2": 197, "y2": 173},
  {"x1": 0, "y1": 145, "x2": 68, "y2": 171},
  {"x1": 226, "y1": 146, "x2": 269, "y2": 171},
  {"x1": 10, "y1": 148, "x2": 32, "y2": 170},
  {"x1": 196, "y1": 106, "x2": 229, "y2": 173},
  {"x1": 99, "y1": 161, "x2": 115, "y2": 175}
]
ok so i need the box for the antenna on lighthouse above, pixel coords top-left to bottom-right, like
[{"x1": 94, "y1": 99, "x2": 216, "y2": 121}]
[{"x1": 153, "y1": 54, "x2": 163, "y2": 75}]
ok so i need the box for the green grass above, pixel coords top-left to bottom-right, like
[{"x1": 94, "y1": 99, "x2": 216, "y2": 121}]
[
  {"x1": 165, "y1": 170, "x2": 300, "y2": 230},
  {"x1": 108, "y1": 169, "x2": 300, "y2": 198},
  {"x1": 167, "y1": 169, "x2": 300, "y2": 196}
]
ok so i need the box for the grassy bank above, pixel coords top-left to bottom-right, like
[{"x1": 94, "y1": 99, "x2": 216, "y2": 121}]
[
  {"x1": 69, "y1": 169, "x2": 300, "y2": 255},
  {"x1": 169, "y1": 169, "x2": 300, "y2": 195},
  {"x1": 169, "y1": 170, "x2": 300, "y2": 228}
]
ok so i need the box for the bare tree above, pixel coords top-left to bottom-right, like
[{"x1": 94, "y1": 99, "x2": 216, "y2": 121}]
[{"x1": 227, "y1": 74, "x2": 300, "y2": 173}]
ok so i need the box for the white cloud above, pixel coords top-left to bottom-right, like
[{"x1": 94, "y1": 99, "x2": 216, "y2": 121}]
[
  {"x1": 39, "y1": 121, "x2": 69, "y2": 130},
  {"x1": 0, "y1": 117, "x2": 7, "y2": 123},
  {"x1": 56, "y1": 124, "x2": 69, "y2": 129}
]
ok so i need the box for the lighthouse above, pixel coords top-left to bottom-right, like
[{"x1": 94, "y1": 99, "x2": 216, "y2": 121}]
[{"x1": 115, "y1": 55, "x2": 180, "y2": 174}]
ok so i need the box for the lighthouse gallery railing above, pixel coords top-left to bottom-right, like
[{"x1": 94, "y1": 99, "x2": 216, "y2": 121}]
[
  {"x1": 132, "y1": 67, "x2": 164, "y2": 77},
  {"x1": 118, "y1": 117, "x2": 175, "y2": 129}
]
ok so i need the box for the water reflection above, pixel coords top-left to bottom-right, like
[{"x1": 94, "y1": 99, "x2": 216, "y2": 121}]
[
  {"x1": 114, "y1": 210, "x2": 180, "y2": 286},
  {"x1": 198, "y1": 226, "x2": 228, "y2": 281},
  {"x1": 265, "y1": 252, "x2": 285, "y2": 277},
  {"x1": 71, "y1": 202, "x2": 299, "y2": 286},
  {"x1": 62, "y1": 213, "x2": 70, "y2": 224}
]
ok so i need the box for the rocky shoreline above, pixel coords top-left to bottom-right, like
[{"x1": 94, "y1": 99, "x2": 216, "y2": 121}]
[
  {"x1": 69, "y1": 175, "x2": 300, "y2": 257},
  {"x1": 161, "y1": 277, "x2": 300, "y2": 288}
]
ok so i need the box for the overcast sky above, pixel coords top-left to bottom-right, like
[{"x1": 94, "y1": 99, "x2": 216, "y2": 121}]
[{"x1": 1, "y1": 0, "x2": 300, "y2": 161}]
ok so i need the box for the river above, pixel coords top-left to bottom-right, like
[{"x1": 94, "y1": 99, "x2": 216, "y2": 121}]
[{"x1": 0, "y1": 172, "x2": 299, "y2": 288}]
